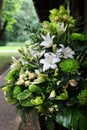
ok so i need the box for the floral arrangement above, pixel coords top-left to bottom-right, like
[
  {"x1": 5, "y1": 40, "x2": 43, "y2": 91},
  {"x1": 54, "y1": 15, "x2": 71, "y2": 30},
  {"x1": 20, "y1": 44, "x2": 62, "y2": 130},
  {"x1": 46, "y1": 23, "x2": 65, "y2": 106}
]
[{"x1": 2, "y1": 5, "x2": 87, "y2": 130}]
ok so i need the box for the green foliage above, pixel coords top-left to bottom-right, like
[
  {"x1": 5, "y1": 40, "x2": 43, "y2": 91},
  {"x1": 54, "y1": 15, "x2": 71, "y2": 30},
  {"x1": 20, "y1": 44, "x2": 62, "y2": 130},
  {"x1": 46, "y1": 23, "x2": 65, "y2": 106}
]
[
  {"x1": 5, "y1": 69, "x2": 19, "y2": 82},
  {"x1": 77, "y1": 89, "x2": 87, "y2": 105},
  {"x1": 13, "y1": 85, "x2": 22, "y2": 98},
  {"x1": 2, "y1": 0, "x2": 24, "y2": 30},
  {"x1": 1, "y1": 0, "x2": 39, "y2": 42},
  {"x1": 17, "y1": 89, "x2": 32, "y2": 100},
  {"x1": 56, "y1": 107, "x2": 87, "y2": 130},
  {"x1": 41, "y1": 5, "x2": 75, "y2": 36},
  {"x1": 8, "y1": 0, "x2": 39, "y2": 42},
  {"x1": 45, "y1": 116, "x2": 55, "y2": 130},
  {"x1": 17, "y1": 89, "x2": 34, "y2": 107}
]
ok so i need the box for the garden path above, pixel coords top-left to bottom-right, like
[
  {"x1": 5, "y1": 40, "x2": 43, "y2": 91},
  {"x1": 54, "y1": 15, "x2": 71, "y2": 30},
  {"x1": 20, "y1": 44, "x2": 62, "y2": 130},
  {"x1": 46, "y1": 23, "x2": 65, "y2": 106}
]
[{"x1": 0, "y1": 69, "x2": 21, "y2": 130}]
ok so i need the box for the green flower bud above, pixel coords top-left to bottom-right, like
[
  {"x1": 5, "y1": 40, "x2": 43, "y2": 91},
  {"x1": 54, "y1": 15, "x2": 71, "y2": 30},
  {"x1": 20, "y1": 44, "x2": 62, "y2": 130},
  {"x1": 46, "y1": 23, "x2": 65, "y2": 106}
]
[{"x1": 29, "y1": 84, "x2": 37, "y2": 92}]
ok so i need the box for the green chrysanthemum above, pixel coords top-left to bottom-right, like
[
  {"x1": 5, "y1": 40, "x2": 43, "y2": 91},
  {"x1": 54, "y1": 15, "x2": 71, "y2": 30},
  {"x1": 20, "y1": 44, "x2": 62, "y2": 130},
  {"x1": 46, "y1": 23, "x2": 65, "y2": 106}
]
[
  {"x1": 60, "y1": 59, "x2": 79, "y2": 74},
  {"x1": 77, "y1": 89, "x2": 87, "y2": 106},
  {"x1": 70, "y1": 33, "x2": 86, "y2": 41}
]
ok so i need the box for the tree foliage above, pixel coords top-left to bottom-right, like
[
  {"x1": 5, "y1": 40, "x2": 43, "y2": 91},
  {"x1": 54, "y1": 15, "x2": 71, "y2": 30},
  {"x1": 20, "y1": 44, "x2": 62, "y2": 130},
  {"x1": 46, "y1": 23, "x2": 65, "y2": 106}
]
[
  {"x1": 8, "y1": 0, "x2": 39, "y2": 42},
  {"x1": 2, "y1": 0, "x2": 24, "y2": 30},
  {"x1": 0, "y1": 0, "x2": 39, "y2": 43}
]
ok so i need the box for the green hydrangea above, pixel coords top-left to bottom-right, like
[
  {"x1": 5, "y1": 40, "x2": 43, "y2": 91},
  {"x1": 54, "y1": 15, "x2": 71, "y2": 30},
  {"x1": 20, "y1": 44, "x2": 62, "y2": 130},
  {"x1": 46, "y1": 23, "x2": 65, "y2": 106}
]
[
  {"x1": 77, "y1": 90, "x2": 87, "y2": 106},
  {"x1": 60, "y1": 59, "x2": 79, "y2": 74}
]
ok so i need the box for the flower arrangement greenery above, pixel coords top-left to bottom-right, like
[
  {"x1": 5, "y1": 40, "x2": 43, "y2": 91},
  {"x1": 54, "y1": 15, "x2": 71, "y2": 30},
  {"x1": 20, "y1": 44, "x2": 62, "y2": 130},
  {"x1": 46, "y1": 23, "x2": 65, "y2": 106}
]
[{"x1": 2, "y1": 4, "x2": 87, "y2": 130}]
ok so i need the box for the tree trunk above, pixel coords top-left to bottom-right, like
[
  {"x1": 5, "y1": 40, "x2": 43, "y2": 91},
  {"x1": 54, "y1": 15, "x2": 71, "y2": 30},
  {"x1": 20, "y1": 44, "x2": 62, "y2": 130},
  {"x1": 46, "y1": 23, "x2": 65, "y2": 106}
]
[
  {"x1": 19, "y1": 109, "x2": 41, "y2": 130},
  {"x1": 0, "y1": 0, "x2": 3, "y2": 14},
  {"x1": 0, "y1": 0, "x2": 3, "y2": 30}
]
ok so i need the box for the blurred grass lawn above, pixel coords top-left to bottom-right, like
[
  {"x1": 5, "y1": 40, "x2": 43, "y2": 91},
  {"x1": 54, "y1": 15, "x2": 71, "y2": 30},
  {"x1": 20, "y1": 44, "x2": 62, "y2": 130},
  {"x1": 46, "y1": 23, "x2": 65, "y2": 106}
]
[
  {"x1": 0, "y1": 46, "x2": 22, "y2": 75},
  {"x1": 0, "y1": 46, "x2": 21, "y2": 51}
]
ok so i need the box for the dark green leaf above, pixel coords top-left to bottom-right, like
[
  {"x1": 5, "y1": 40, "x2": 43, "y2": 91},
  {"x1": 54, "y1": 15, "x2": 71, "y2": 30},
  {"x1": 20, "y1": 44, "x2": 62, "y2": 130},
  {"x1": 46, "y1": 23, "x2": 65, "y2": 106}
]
[
  {"x1": 56, "y1": 107, "x2": 87, "y2": 130},
  {"x1": 71, "y1": 108, "x2": 79, "y2": 130},
  {"x1": 79, "y1": 110, "x2": 87, "y2": 130},
  {"x1": 56, "y1": 107, "x2": 72, "y2": 129}
]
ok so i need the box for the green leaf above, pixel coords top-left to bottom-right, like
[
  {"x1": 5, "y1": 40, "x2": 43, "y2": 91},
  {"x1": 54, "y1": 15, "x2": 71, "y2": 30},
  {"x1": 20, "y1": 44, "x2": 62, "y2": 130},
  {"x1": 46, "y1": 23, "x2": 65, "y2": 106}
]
[
  {"x1": 56, "y1": 107, "x2": 72, "y2": 129},
  {"x1": 71, "y1": 108, "x2": 79, "y2": 130},
  {"x1": 19, "y1": 98, "x2": 33, "y2": 107},
  {"x1": 56, "y1": 107, "x2": 87, "y2": 130},
  {"x1": 17, "y1": 89, "x2": 32, "y2": 100},
  {"x1": 79, "y1": 110, "x2": 87, "y2": 130},
  {"x1": 56, "y1": 89, "x2": 68, "y2": 100},
  {"x1": 13, "y1": 86, "x2": 21, "y2": 98}
]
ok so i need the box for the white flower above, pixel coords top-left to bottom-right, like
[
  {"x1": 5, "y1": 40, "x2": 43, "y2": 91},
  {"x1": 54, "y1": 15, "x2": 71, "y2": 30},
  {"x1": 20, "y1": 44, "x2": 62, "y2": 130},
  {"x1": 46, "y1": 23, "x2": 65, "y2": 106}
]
[
  {"x1": 40, "y1": 52, "x2": 59, "y2": 72},
  {"x1": 49, "y1": 90, "x2": 56, "y2": 100},
  {"x1": 59, "y1": 44, "x2": 75, "y2": 59},
  {"x1": 48, "y1": 107, "x2": 54, "y2": 113},
  {"x1": 19, "y1": 74, "x2": 26, "y2": 79},
  {"x1": 40, "y1": 32, "x2": 55, "y2": 48},
  {"x1": 29, "y1": 44, "x2": 45, "y2": 58},
  {"x1": 32, "y1": 70, "x2": 47, "y2": 84},
  {"x1": 57, "y1": 22, "x2": 67, "y2": 35},
  {"x1": 28, "y1": 72, "x2": 36, "y2": 80},
  {"x1": 25, "y1": 81, "x2": 30, "y2": 87},
  {"x1": 55, "y1": 48, "x2": 63, "y2": 58},
  {"x1": 16, "y1": 79, "x2": 24, "y2": 85},
  {"x1": 28, "y1": 44, "x2": 38, "y2": 57},
  {"x1": 34, "y1": 50, "x2": 45, "y2": 59},
  {"x1": 10, "y1": 56, "x2": 21, "y2": 69}
]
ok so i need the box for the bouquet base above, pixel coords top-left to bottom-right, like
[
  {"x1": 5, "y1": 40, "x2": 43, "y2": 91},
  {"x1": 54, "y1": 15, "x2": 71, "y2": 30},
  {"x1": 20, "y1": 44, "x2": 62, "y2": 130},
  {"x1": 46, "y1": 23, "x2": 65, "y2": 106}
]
[
  {"x1": 19, "y1": 109, "x2": 41, "y2": 130},
  {"x1": 19, "y1": 109, "x2": 68, "y2": 130}
]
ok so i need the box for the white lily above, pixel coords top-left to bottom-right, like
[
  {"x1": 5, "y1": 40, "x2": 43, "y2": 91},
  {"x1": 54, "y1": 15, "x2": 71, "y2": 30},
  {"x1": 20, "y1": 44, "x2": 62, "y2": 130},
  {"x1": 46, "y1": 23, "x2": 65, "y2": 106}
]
[
  {"x1": 59, "y1": 44, "x2": 75, "y2": 59},
  {"x1": 28, "y1": 44, "x2": 38, "y2": 56},
  {"x1": 57, "y1": 22, "x2": 67, "y2": 35},
  {"x1": 29, "y1": 44, "x2": 45, "y2": 59},
  {"x1": 55, "y1": 48, "x2": 63, "y2": 59},
  {"x1": 34, "y1": 50, "x2": 45, "y2": 59},
  {"x1": 40, "y1": 52, "x2": 59, "y2": 72},
  {"x1": 40, "y1": 32, "x2": 55, "y2": 48},
  {"x1": 10, "y1": 56, "x2": 21, "y2": 70}
]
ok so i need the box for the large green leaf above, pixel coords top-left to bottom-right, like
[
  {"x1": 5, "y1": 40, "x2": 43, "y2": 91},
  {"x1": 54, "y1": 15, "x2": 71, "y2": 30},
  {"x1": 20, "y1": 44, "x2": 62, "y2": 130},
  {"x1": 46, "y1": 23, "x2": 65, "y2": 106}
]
[
  {"x1": 79, "y1": 109, "x2": 87, "y2": 130},
  {"x1": 71, "y1": 108, "x2": 79, "y2": 130},
  {"x1": 56, "y1": 107, "x2": 87, "y2": 130},
  {"x1": 56, "y1": 107, "x2": 72, "y2": 129},
  {"x1": 17, "y1": 89, "x2": 32, "y2": 100}
]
